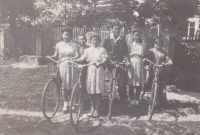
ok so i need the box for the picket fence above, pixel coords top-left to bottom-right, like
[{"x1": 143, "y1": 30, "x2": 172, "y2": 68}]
[{"x1": 3, "y1": 25, "x2": 124, "y2": 56}]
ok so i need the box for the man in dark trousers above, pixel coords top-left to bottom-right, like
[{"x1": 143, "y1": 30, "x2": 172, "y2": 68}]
[{"x1": 102, "y1": 23, "x2": 130, "y2": 102}]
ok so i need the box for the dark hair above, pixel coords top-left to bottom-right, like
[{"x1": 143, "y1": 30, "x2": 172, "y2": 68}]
[
  {"x1": 61, "y1": 27, "x2": 73, "y2": 40},
  {"x1": 78, "y1": 33, "x2": 86, "y2": 39},
  {"x1": 90, "y1": 34, "x2": 101, "y2": 42},
  {"x1": 111, "y1": 22, "x2": 121, "y2": 29},
  {"x1": 155, "y1": 37, "x2": 163, "y2": 44},
  {"x1": 131, "y1": 28, "x2": 142, "y2": 34},
  {"x1": 131, "y1": 23, "x2": 140, "y2": 29}
]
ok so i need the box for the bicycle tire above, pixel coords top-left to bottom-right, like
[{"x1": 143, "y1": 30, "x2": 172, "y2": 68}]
[
  {"x1": 42, "y1": 78, "x2": 60, "y2": 119},
  {"x1": 148, "y1": 82, "x2": 158, "y2": 120},
  {"x1": 70, "y1": 83, "x2": 83, "y2": 127},
  {"x1": 108, "y1": 80, "x2": 116, "y2": 119}
]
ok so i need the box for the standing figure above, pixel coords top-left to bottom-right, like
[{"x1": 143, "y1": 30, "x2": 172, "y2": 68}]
[
  {"x1": 128, "y1": 28, "x2": 146, "y2": 105},
  {"x1": 102, "y1": 23, "x2": 130, "y2": 102},
  {"x1": 146, "y1": 37, "x2": 172, "y2": 106},
  {"x1": 46, "y1": 27, "x2": 79, "y2": 113},
  {"x1": 77, "y1": 33, "x2": 89, "y2": 93},
  {"x1": 73, "y1": 35, "x2": 108, "y2": 117}
]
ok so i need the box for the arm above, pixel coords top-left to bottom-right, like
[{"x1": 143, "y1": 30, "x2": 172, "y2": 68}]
[
  {"x1": 73, "y1": 49, "x2": 87, "y2": 63},
  {"x1": 96, "y1": 48, "x2": 108, "y2": 67},
  {"x1": 165, "y1": 56, "x2": 173, "y2": 65},
  {"x1": 122, "y1": 38, "x2": 130, "y2": 64},
  {"x1": 48, "y1": 43, "x2": 59, "y2": 59},
  {"x1": 71, "y1": 43, "x2": 79, "y2": 60}
]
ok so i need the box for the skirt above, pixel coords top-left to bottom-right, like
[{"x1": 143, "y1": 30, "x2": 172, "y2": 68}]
[
  {"x1": 59, "y1": 60, "x2": 78, "y2": 89},
  {"x1": 128, "y1": 56, "x2": 144, "y2": 86},
  {"x1": 86, "y1": 65, "x2": 105, "y2": 94}
]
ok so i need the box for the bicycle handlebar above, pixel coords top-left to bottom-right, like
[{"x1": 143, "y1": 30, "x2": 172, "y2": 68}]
[
  {"x1": 46, "y1": 56, "x2": 94, "y2": 67},
  {"x1": 107, "y1": 60, "x2": 127, "y2": 66},
  {"x1": 143, "y1": 58, "x2": 164, "y2": 67}
]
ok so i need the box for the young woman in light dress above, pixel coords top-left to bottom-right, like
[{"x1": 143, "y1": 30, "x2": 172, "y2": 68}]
[
  {"x1": 47, "y1": 27, "x2": 79, "y2": 113},
  {"x1": 128, "y1": 28, "x2": 146, "y2": 105},
  {"x1": 73, "y1": 35, "x2": 108, "y2": 117}
]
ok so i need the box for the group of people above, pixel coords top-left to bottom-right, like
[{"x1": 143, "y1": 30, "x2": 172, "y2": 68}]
[{"x1": 46, "y1": 22, "x2": 172, "y2": 118}]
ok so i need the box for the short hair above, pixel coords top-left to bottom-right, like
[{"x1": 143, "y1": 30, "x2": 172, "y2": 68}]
[
  {"x1": 61, "y1": 26, "x2": 73, "y2": 40},
  {"x1": 78, "y1": 33, "x2": 86, "y2": 39},
  {"x1": 155, "y1": 37, "x2": 163, "y2": 44},
  {"x1": 110, "y1": 22, "x2": 121, "y2": 29},
  {"x1": 62, "y1": 27, "x2": 73, "y2": 35},
  {"x1": 90, "y1": 34, "x2": 101, "y2": 42},
  {"x1": 131, "y1": 28, "x2": 142, "y2": 34},
  {"x1": 131, "y1": 23, "x2": 140, "y2": 29}
]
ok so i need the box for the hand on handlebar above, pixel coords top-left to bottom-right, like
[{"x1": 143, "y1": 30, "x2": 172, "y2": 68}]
[
  {"x1": 144, "y1": 65, "x2": 149, "y2": 70},
  {"x1": 125, "y1": 61, "x2": 131, "y2": 67},
  {"x1": 45, "y1": 56, "x2": 50, "y2": 59},
  {"x1": 94, "y1": 62, "x2": 102, "y2": 68}
]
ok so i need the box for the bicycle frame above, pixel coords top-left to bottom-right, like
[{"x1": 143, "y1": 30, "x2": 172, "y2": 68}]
[
  {"x1": 143, "y1": 58, "x2": 165, "y2": 120},
  {"x1": 106, "y1": 60, "x2": 127, "y2": 92}
]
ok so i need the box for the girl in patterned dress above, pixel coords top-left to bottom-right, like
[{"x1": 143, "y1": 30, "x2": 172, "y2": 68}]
[
  {"x1": 73, "y1": 35, "x2": 108, "y2": 117},
  {"x1": 128, "y1": 28, "x2": 146, "y2": 105},
  {"x1": 47, "y1": 27, "x2": 79, "y2": 113}
]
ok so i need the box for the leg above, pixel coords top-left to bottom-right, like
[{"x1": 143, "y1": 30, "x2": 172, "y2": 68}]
[
  {"x1": 135, "y1": 86, "x2": 142, "y2": 105},
  {"x1": 136, "y1": 86, "x2": 142, "y2": 100},
  {"x1": 117, "y1": 67, "x2": 127, "y2": 101},
  {"x1": 129, "y1": 86, "x2": 135, "y2": 100},
  {"x1": 93, "y1": 94, "x2": 101, "y2": 117},
  {"x1": 129, "y1": 86, "x2": 136, "y2": 105},
  {"x1": 88, "y1": 94, "x2": 95, "y2": 117},
  {"x1": 62, "y1": 89, "x2": 69, "y2": 113}
]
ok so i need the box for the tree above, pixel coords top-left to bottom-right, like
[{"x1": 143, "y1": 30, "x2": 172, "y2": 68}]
[{"x1": 0, "y1": 0, "x2": 36, "y2": 30}]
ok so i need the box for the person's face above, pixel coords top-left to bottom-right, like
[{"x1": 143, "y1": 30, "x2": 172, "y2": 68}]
[
  {"x1": 78, "y1": 36, "x2": 86, "y2": 46},
  {"x1": 62, "y1": 31, "x2": 71, "y2": 42},
  {"x1": 155, "y1": 39, "x2": 163, "y2": 50},
  {"x1": 91, "y1": 37, "x2": 99, "y2": 47},
  {"x1": 132, "y1": 32, "x2": 140, "y2": 42},
  {"x1": 112, "y1": 25, "x2": 121, "y2": 36}
]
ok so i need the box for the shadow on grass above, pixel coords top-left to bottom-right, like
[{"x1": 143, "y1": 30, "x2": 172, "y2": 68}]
[{"x1": 73, "y1": 117, "x2": 101, "y2": 134}]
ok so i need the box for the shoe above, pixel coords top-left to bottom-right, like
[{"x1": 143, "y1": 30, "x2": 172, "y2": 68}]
[
  {"x1": 87, "y1": 108, "x2": 94, "y2": 117},
  {"x1": 135, "y1": 100, "x2": 139, "y2": 105},
  {"x1": 130, "y1": 100, "x2": 135, "y2": 106},
  {"x1": 63, "y1": 106, "x2": 69, "y2": 114},
  {"x1": 87, "y1": 112, "x2": 94, "y2": 117},
  {"x1": 93, "y1": 112, "x2": 100, "y2": 118}
]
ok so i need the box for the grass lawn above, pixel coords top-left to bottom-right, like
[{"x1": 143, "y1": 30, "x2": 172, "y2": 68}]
[{"x1": 1, "y1": 61, "x2": 200, "y2": 135}]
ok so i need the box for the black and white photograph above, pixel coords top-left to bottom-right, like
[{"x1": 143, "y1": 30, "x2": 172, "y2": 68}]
[{"x1": 1, "y1": 0, "x2": 200, "y2": 135}]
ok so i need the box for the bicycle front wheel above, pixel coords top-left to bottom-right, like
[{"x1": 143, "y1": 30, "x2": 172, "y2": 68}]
[
  {"x1": 148, "y1": 82, "x2": 158, "y2": 120},
  {"x1": 108, "y1": 80, "x2": 117, "y2": 119},
  {"x1": 42, "y1": 78, "x2": 60, "y2": 119},
  {"x1": 70, "y1": 83, "x2": 83, "y2": 127}
]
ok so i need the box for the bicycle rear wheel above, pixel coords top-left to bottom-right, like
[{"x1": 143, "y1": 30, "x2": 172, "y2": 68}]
[
  {"x1": 70, "y1": 83, "x2": 83, "y2": 127},
  {"x1": 148, "y1": 82, "x2": 158, "y2": 120},
  {"x1": 42, "y1": 78, "x2": 60, "y2": 119},
  {"x1": 108, "y1": 79, "x2": 117, "y2": 119}
]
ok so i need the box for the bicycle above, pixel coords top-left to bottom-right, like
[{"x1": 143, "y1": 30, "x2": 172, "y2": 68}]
[
  {"x1": 143, "y1": 58, "x2": 167, "y2": 120},
  {"x1": 69, "y1": 62, "x2": 94, "y2": 127},
  {"x1": 41, "y1": 56, "x2": 78, "y2": 120},
  {"x1": 106, "y1": 60, "x2": 128, "y2": 119}
]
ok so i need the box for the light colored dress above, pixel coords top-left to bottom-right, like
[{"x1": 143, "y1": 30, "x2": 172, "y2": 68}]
[
  {"x1": 128, "y1": 42, "x2": 145, "y2": 86},
  {"x1": 80, "y1": 46, "x2": 108, "y2": 94},
  {"x1": 54, "y1": 41, "x2": 78, "y2": 89}
]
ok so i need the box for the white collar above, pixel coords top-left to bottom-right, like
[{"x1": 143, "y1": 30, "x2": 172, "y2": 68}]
[{"x1": 110, "y1": 33, "x2": 122, "y2": 43}]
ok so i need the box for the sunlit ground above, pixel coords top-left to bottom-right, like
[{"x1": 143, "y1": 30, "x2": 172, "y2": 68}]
[{"x1": 1, "y1": 61, "x2": 200, "y2": 135}]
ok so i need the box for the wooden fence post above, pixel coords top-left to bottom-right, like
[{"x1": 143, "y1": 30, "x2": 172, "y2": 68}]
[
  {"x1": 36, "y1": 27, "x2": 42, "y2": 56},
  {"x1": 0, "y1": 31, "x2": 4, "y2": 60}
]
